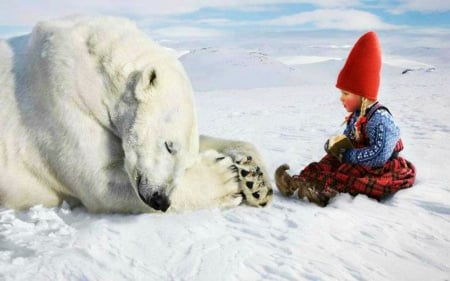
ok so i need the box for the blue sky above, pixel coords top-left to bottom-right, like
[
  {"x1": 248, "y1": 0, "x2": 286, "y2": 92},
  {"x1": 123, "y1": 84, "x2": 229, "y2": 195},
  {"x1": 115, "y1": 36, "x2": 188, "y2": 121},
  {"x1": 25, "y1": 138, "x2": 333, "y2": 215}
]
[{"x1": 0, "y1": 1, "x2": 449, "y2": 39}]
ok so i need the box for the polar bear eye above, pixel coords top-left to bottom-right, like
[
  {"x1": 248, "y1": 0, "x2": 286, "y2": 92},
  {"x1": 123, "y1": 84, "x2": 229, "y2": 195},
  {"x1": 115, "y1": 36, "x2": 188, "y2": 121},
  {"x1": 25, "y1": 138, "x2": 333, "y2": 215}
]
[{"x1": 164, "y1": 141, "x2": 176, "y2": 155}]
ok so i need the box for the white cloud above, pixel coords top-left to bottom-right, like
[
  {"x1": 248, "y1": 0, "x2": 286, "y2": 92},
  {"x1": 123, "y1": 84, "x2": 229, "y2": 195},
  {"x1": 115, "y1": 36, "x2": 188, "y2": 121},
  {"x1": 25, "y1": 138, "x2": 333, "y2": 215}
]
[
  {"x1": 0, "y1": 0, "x2": 447, "y2": 38},
  {"x1": 151, "y1": 26, "x2": 225, "y2": 39},
  {"x1": 391, "y1": 0, "x2": 450, "y2": 13},
  {"x1": 196, "y1": 18, "x2": 235, "y2": 26},
  {"x1": 0, "y1": 0, "x2": 362, "y2": 26},
  {"x1": 264, "y1": 9, "x2": 401, "y2": 30}
]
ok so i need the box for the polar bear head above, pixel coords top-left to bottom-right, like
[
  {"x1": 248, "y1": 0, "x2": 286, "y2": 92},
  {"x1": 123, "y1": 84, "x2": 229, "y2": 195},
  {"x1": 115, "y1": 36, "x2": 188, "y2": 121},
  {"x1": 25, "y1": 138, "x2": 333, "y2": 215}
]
[
  {"x1": 119, "y1": 63, "x2": 198, "y2": 212},
  {"x1": 84, "y1": 18, "x2": 199, "y2": 211}
]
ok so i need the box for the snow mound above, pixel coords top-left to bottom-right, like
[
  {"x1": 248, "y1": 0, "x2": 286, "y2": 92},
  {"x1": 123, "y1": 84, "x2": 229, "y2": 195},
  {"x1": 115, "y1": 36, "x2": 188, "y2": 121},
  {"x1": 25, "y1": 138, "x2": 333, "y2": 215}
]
[
  {"x1": 383, "y1": 55, "x2": 435, "y2": 71},
  {"x1": 276, "y1": 55, "x2": 342, "y2": 65},
  {"x1": 388, "y1": 47, "x2": 450, "y2": 66},
  {"x1": 180, "y1": 48, "x2": 302, "y2": 91}
]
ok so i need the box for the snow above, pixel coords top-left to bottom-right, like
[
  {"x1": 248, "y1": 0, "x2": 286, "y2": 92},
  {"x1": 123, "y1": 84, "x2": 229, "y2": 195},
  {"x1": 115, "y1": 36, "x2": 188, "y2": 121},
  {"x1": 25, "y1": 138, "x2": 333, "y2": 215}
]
[
  {"x1": 1, "y1": 30, "x2": 450, "y2": 281},
  {"x1": 180, "y1": 48, "x2": 302, "y2": 91},
  {"x1": 276, "y1": 55, "x2": 342, "y2": 65}
]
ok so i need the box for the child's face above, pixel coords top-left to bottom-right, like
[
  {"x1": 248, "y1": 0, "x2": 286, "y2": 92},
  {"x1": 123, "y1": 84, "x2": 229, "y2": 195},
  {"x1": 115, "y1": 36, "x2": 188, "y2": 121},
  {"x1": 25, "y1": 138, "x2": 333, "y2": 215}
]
[{"x1": 340, "y1": 91, "x2": 361, "y2": 112}]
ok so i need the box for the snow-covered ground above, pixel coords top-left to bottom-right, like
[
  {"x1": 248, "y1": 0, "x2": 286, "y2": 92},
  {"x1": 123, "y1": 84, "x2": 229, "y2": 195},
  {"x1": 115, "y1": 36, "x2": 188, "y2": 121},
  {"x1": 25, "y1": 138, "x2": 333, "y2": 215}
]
[{"x1": 1, "y1": 31, "x2": 450, "y2": 281}]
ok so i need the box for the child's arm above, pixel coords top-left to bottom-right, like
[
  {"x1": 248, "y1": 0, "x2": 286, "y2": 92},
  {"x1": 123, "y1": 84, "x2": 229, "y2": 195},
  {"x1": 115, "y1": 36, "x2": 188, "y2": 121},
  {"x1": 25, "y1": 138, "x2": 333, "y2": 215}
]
[{"x1": 343, "y1": 110, "x2": 400, "y2": 167}]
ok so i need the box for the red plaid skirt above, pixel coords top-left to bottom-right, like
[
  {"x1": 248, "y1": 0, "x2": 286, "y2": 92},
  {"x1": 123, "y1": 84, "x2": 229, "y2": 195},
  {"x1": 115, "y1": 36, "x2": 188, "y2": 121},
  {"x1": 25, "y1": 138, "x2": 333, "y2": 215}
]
[{"x1": 294, "y1": 154, "x2": 416, "y2": 200}]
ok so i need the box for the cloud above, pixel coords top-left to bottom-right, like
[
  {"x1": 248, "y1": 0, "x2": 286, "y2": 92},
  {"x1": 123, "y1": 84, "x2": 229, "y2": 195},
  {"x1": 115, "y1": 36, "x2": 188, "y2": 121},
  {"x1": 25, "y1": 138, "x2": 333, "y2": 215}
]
[
  {"x1": 0, "y1": 0, "x2": 362, "y2": 26},
  {"x1": 391, "y1": 0, "x2": 450, "y2": 13},
  {"x1": 196, "y1": 18, "x2": 236, "y2": 26},
  {"x1": 0, "y1": 0, "x2": 447, "y2": 39},
  {"x1": 263, "y1": 9, "x2": 401, "y2": 30},
  {"x1": 151, "y1": 26, "x2": 225, "y2": 39}
]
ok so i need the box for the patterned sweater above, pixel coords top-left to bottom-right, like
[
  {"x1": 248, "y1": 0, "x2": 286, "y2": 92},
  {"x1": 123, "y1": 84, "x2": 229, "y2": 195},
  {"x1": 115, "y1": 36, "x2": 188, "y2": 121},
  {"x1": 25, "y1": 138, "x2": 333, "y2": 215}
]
[{"x1": 343, "y1": 103, "x2": 401, "y2": 167}]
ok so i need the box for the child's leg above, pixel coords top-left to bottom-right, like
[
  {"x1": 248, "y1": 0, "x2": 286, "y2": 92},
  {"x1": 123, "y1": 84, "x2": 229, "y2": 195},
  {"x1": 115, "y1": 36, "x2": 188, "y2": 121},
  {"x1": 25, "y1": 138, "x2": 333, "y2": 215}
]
[
  {"x1": 294, "y1": 154, "x2": 341, "y2": 206},
  {"x1": 275, "y1": 155, "x2": 341, "y2": 205},
  {"x1": 333, "y1": 157, "x2": 416, "y2": 200}
]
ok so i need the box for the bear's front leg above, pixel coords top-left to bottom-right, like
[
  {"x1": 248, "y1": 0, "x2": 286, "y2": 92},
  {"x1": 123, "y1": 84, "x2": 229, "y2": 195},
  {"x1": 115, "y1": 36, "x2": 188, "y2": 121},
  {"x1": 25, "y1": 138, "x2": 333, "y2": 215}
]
[{"x1": 169, "y1": 150, "x2": 243, "y2": 211}]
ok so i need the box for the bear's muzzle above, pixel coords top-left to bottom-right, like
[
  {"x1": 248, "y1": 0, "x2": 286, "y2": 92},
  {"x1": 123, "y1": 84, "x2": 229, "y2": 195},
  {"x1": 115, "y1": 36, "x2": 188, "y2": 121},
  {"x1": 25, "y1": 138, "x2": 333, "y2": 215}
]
[{"x1": 136, "y1": 174, "x2": 171, "y2": 212}]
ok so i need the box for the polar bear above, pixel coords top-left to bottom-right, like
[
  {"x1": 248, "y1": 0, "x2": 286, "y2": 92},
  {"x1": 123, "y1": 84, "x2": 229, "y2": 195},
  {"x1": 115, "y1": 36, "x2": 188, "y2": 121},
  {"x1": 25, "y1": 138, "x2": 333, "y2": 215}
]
[{"x1": 0, "y1": 16, "x2": 272, "y2": 213}]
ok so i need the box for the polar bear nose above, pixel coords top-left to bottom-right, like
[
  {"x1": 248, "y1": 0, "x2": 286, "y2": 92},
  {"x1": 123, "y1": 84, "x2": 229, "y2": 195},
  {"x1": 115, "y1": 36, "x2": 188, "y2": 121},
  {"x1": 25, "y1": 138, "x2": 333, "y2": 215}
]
[
  {"x1": 148, "y1": 191, "x2": 170, "y2": 212},
  {"x1": 136, "y1": 174, "x2": 171, "y2": 212},
  {"x1": 138, "y1": 187, "x2": 171, "y2": 212}
]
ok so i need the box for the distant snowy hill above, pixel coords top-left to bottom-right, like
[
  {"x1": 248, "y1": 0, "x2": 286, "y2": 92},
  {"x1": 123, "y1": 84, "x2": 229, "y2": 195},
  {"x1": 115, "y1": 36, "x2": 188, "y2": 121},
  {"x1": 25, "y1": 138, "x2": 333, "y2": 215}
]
[
  {"x1": 180, "y1": 48, "x2": 303, "y2": 91},
  {"x1": 388, "y1": 46, "x2": 450, "y2": 66},
  {"x1": 180, "y1": 46, "x2": 443, "y2": 93}
]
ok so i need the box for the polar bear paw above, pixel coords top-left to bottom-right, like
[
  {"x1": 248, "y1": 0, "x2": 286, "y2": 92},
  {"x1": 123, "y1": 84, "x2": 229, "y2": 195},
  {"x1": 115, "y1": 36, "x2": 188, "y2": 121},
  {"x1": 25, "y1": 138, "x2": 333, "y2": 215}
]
[{"x1": 233, "y1": 156, "x2": 273, "y2": 207}]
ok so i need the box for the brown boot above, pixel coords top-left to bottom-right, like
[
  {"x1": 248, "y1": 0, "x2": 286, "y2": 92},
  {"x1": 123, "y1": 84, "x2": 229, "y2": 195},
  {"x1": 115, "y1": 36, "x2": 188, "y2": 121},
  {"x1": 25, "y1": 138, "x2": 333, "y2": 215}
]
[
  {"x1": 296, "y1": 178, "x2": 310, "y2": 200},
  {"x1": 301, "y1": 181, "x2": 338, "y2": 207},
  {"x1": 275, "y1": 164, "x2": 299, "y2": 197}
]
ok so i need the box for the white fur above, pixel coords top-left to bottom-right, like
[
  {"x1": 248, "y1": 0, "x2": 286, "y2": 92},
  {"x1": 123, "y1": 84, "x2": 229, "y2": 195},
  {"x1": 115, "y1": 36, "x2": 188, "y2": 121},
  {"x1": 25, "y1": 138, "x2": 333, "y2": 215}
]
[
  {"x1": 0, "y1": 16, "x2": 271, "y2": 213},
  {"x1": 170, "y1": 149, "x2": 242, "y2": 211}
]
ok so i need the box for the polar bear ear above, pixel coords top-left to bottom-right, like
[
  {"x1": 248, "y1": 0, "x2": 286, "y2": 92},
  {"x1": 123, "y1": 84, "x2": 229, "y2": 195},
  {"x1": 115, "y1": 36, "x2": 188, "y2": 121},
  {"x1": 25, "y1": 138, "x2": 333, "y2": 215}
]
[
  {"x1": 128, "y1": 68, "x2": 158, "y2": 100},
  {"x1": 140, "y1": 68, "x2": 157, "y2": 90},
  {"x1": 148, "y1": 70, "x2": 157, "y2": 88},
  {"x1": 127, "y1": 71, "x2": 141, "y2": 90}
]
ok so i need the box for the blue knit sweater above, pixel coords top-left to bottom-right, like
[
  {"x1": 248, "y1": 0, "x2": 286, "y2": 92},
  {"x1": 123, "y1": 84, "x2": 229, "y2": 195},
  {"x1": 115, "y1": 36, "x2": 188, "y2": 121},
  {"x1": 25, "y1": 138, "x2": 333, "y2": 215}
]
[{"x1": 343, "y1": 104, "x2": 400, "y2": 167}]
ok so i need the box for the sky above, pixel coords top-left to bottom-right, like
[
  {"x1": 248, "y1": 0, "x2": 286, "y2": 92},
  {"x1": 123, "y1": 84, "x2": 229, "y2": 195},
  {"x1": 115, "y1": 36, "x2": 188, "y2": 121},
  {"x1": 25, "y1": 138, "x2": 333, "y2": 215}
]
[{"x1": 1, "y1": 0, "x2": 450, "y2": 39}]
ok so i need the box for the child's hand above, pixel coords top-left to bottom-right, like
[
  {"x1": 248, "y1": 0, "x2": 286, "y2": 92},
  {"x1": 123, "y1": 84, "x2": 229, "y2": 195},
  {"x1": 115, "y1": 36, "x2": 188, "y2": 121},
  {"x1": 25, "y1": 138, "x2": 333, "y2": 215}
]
[{"x1": 324, "y1": 135, "x2": 353, "y2": 162}]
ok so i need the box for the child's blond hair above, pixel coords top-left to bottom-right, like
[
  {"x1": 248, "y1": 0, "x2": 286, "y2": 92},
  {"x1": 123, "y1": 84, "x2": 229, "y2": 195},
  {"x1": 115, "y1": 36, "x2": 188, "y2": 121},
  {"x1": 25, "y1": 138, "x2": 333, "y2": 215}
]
[{"x1": 354, "y1": 97, "x2": 369, "y2": 141}]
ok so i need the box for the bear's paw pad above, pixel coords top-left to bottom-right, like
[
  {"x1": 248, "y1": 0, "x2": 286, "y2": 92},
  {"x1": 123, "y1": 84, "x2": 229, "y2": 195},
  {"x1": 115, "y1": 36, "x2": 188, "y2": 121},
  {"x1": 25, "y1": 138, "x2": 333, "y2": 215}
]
[{"x1": 234, "y1": 156, "x2": 273, "y2": 207}]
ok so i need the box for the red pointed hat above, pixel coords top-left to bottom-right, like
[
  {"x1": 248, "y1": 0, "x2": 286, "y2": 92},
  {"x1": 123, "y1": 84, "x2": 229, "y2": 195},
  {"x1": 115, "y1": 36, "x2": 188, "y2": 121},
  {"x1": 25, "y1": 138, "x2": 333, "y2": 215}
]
[{"x1": 336, "y1": 31, "x2": 381, "y2": 100}]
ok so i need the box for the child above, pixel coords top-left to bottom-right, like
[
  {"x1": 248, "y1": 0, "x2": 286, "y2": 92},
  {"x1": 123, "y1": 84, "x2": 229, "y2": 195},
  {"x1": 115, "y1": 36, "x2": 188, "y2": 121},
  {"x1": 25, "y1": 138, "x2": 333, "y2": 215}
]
[{"x1": 275, "y1": 31, "x2": 416, "y2": 207}]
